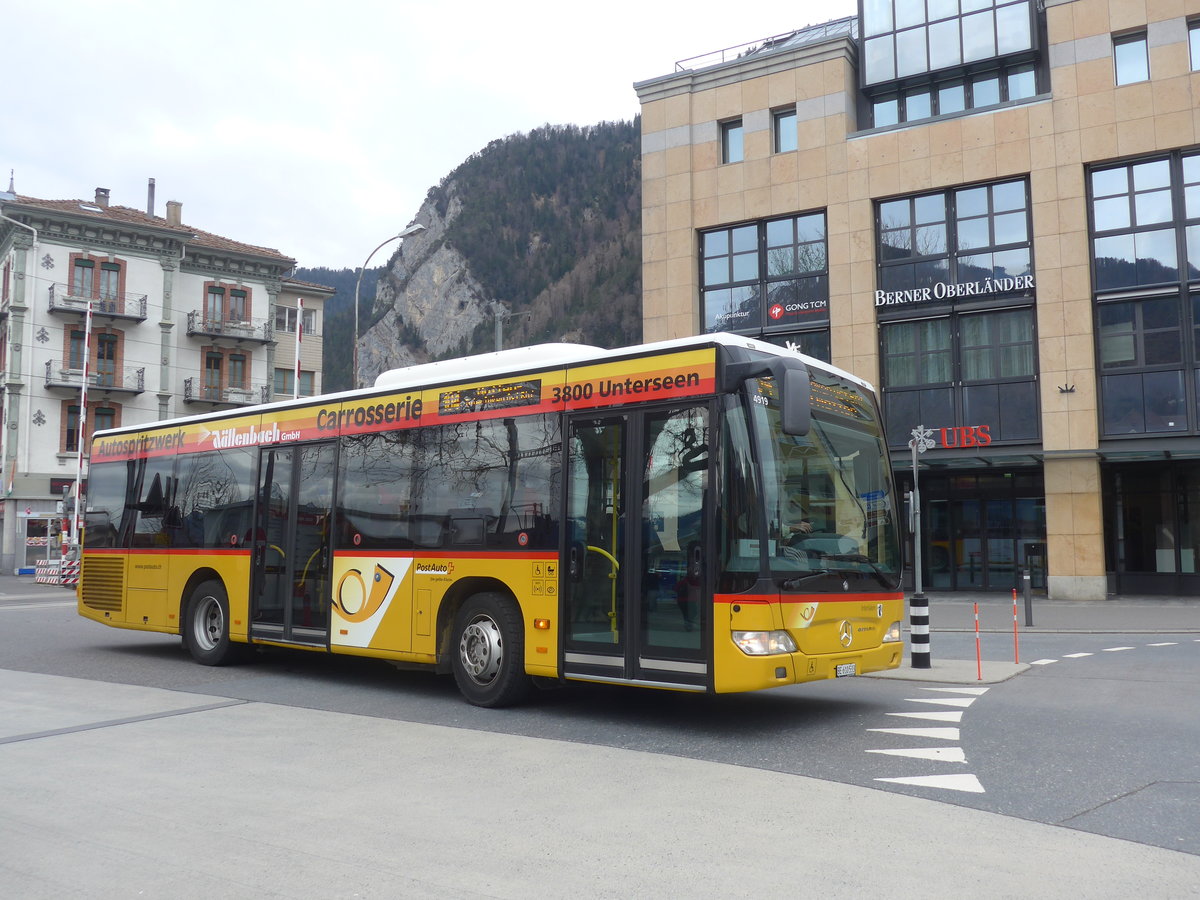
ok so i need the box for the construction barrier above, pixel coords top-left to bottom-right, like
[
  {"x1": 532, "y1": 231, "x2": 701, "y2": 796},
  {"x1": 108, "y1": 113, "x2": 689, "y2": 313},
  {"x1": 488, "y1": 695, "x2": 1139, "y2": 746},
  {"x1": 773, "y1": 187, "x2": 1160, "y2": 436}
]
[
  {"x1": 34, "y1": 560, "x2": 62, "y2": 584},
  {"x1": 60, "y1": 560, "x2": 80, "y2": 587}
]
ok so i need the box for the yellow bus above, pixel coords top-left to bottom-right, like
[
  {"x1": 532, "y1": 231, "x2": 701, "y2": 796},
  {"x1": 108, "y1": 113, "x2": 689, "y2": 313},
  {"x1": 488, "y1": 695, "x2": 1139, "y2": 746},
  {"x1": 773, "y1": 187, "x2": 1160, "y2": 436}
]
[{"x1": 78, "y1": 334, "x2": 904, "y2": 706}]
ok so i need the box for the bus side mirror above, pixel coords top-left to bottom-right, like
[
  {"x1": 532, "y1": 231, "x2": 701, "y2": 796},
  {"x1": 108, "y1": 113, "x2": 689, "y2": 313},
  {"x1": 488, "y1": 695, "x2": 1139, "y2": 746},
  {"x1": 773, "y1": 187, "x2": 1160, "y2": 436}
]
[{"x1": 780, "y1": 367, "x2": 810, "y2": 436}]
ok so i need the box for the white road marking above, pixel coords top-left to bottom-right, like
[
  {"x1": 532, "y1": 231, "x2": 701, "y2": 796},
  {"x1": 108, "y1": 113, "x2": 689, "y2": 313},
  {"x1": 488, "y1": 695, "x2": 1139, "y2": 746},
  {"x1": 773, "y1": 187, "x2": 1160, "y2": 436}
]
[
  {"x1": 1064, "y1": 652, "x2": 1092, "y2": 658},
  {"x1": 876, "y1": 773, "x2": 985, "y2": 793},
  {"x1": 1102, "y1": 646, "x2": 1134, "y2": 652},
  {"x1": 1029, "y1": 659, "x2": 1057, "y2": 665},
  {"x1": 904, "y1": 697, "x2": 976, "y2": 708},
  {"x1": 886, "y1": 710, "x2": 963, "y2": 723},
  {"x1": 866, "y1": 746, "x2": 967, "y2": 763},
  {"x1": 1147, "y1": 642, "x2": 1177, "y2": 647},
  {"x1": 868, "y1": 727, "x2": 960, "y2": 741}
]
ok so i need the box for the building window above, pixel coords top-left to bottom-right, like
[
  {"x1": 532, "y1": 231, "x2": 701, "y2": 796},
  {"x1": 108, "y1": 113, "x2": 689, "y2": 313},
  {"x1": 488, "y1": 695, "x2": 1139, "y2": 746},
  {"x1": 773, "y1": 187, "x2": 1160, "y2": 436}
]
[
  {"x1": 1089, "y1": 151, "x2": 1200, "y2": 437},
  {"x1": 868, "y1": 60, "x2": 1038, "y2": 128},
  {"x1": 721, "y1": 120, "x2": 743, "y2": 164},
  {"x1": 65, "y1": 405, "x2": 80, "y2": 452},
  {"x1": 275, "y1": 305, "x2": 318, "y2": 335},
  {"x1": 1097, "y1": 297, "x2": 1185, "y2": 435},
  {"x1": 700, "y1": 212, "x2": 829, "y2": 355},
  {"x1": 71, "y1": 259, "x2": 94, "y2": 298},
  {"x1": 861, "y1": 0, "x2": 1034, "y2": 85},
  {"x1": 773, "y1": 107, "x2": 797, "y2": 154},
  {"x1": 1190, "y1": 20, "x2": 1200, "y2": 71},
  {"x1": 205, "y1": 286, "x2": 224, "y2": 324},
  {"x1": 94, "y1": 406, "x2": 116, "y2": 434},
  {"x1": 1113, "y1": 32, "x2": 1149, "y2": 85},
  {"x1": 860, "y1": 0, "x2": 1043, "y2": 128},
  {"x1": 229, "y1": 290, "x2": 248, "y2": 323},
  {"x1": 229, "y1": 354, "x2": 247, "y2": 389},
  {"x1": 1091, "y1": 158, "x2": 1178, "y2": 292},
  {"x1": 274, "y1": 368, "x2": 315, "y2": 397},
  {"x1": 877, "y1": 178, "x2": 1032, "y2": 301},
  {"x1": 95, "y1": 334, "x2": 118, "y2": 387},
  {"x1": 64, "y1": 403, "x2": 118, "y2": 453},
  {"x1": 204, "y1": 352, "x2": 223, "y2": 400},
  {"x1": 881, "y1": 308, "x2": 1038, "y2": 445},
  {"x1": 99, "y1": 263, "x2": 120, "y2": 303},
  {"x1": 68, "y1": 330, "x2": 85, "y2": 369}
]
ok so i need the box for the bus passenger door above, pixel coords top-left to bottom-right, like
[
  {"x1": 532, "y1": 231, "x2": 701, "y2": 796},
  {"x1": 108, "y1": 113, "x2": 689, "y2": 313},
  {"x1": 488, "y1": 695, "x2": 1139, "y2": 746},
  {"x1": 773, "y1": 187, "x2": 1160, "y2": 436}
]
[
  {"x1": 563, "y1": 404, "x2": 710, "y2": 689},
  {"x1": 251, "y1": 441, "x2": 336, "y2": 646}
]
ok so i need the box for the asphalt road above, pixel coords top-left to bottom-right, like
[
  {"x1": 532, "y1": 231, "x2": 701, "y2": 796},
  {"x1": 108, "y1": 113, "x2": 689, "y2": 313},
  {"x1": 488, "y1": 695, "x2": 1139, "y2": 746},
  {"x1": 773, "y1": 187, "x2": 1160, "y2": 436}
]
[{"x1": 2, "y1": 583, "x2": 1197, "y2": 858}]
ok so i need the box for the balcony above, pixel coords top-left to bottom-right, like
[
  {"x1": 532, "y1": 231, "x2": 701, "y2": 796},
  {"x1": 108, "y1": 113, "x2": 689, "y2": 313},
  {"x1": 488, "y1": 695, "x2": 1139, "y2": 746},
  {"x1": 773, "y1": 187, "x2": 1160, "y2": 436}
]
[
  {"x1": 45, "y1": 360, "x2": 145, "y2": 395},
  {"x1": 48, "y1": 284, "x2": 149, "y2": 323},
  {"x1": 183, "y1": 378, "x2": 269, "y2": 407},
  {"x1": 187, "y1": 311, "x2": 272, "y2": 344}
]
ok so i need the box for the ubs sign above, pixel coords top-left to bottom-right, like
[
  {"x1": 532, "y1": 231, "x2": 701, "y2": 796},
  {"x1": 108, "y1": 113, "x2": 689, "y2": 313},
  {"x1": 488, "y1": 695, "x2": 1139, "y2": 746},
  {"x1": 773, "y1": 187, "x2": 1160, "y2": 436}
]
[{"x1": 876, "y1": 274, "x2": 1034, "y2": 307}]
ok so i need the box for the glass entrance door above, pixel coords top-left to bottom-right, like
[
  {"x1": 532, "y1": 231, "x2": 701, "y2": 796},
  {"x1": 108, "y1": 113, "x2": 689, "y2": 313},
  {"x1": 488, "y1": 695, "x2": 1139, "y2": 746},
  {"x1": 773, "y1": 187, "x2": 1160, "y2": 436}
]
[
  {"x1": 251, "y1": 442, "x2": 336, "y2": 644},
  {"x1": 918, "y1": 472, "x2": 1045, "y2": 591},
  {"x1": 563, "y1": 404, "x2": 710, "y2": 686}
]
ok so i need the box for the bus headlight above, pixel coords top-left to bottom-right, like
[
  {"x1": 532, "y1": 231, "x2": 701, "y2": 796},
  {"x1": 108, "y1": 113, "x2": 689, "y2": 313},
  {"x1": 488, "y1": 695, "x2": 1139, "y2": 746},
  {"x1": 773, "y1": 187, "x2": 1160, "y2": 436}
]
[
  {"x1": 882, "y1": 621, "x2": 902, "y2": 643},
  {"x1": 733, "y1": 630, "x2": 798, "y2": 656}
]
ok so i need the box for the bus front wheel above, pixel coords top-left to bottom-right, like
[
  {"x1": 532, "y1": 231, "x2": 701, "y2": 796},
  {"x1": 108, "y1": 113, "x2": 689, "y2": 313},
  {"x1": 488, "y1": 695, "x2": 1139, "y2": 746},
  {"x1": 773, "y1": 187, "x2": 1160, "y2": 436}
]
[
  {"x1": 183, "y1": 580, "x2": 243, "y2": 666},
  {"x1": 451, "y1": 592, "x2": 531, "y2": 708}
]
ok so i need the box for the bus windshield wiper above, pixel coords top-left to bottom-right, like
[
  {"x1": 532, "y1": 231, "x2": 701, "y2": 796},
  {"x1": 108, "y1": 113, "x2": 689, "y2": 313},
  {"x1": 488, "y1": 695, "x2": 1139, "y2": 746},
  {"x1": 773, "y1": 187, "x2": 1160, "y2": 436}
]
[
  {"x1": 824, "y1": 553, "x2": 896, "y2": 589},
  {"x1": 781, "y1": 570, "x2": 831, "y2": 590}
]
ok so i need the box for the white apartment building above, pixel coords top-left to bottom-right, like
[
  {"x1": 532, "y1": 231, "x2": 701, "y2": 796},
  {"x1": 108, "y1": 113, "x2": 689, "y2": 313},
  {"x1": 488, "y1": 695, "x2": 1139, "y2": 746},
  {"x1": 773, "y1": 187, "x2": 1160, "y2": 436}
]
[{"x1": 0, "y1": 182, "x2": 328, "y2": 572}]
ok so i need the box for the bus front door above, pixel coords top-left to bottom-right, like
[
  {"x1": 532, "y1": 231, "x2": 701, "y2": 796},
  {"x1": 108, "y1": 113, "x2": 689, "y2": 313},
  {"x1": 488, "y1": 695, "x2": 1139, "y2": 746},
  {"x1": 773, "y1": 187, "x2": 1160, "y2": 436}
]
[
  {"x1": 563, "y1": 404, "x2": 710, "y2": 689},
  {"x1": 251, "y1": 442, "x2": 336, "y2": 646}
]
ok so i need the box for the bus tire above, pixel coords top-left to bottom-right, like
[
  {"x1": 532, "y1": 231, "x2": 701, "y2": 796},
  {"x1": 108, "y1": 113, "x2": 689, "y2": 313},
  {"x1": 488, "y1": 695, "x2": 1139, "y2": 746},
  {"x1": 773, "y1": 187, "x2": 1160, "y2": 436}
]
[
  {"x1": 183, "y1": 580, "x2": 243, "y2": 666},
  {"x1": 451, "y1": 592, "x2": 531, "y2": 708}
]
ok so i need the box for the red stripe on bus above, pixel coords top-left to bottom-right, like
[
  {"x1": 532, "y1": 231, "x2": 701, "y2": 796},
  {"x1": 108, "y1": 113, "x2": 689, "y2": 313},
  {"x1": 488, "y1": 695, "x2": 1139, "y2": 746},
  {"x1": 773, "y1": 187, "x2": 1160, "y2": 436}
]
[{"x1": 714, "y1": 592, "x2": 904, "y2": 605}]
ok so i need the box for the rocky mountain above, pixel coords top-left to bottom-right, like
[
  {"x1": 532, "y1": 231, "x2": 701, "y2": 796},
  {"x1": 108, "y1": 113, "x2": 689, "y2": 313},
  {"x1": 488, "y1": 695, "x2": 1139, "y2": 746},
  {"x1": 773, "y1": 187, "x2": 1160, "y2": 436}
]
[{"x1": 356, "y1": 120, "x2": 642, "y2": 387}]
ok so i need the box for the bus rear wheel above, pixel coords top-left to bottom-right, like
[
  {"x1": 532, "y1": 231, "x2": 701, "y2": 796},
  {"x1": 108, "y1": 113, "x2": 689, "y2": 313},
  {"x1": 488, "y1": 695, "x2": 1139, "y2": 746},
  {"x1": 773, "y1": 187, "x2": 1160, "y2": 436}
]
[
  {"x1": 451, "y1": 592, "x2": 531, "y2": 708},
  {"x1": 183, "y1": 580, "x2": 243, "y2": 666}
]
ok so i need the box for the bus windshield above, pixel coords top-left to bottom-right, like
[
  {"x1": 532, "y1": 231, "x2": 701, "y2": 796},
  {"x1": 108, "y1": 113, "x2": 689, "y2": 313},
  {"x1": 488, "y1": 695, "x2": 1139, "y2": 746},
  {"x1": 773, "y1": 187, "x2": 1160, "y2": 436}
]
[{"x1": 749, "y1": 371, "x2": 901, "y2": 590}]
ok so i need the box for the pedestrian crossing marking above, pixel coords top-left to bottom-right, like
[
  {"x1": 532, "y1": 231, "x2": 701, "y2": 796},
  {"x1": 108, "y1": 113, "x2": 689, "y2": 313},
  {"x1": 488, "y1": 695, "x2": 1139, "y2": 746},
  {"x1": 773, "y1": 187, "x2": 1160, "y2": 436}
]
[
  {"x1": 868, "y1": 726, "x2": 960, "y2": 741},
  {"x1": 876, "y1": 773, "x2": 985, "y2": 793},
  {"x1": 867, "y1": 746, "x2": 967, "y2": 763},
  {"x1": 887, "y1": 710, "x2": 963, "y2": 723},
  {"x1": 904, "y1": 697, "x2": 976, "y2": 708}
]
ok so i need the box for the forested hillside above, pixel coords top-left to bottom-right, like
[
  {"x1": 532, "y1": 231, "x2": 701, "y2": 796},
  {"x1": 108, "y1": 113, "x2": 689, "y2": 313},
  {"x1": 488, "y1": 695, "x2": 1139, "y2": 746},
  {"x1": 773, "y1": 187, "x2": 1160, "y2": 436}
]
[
  {"x1": 298, "y1": 120, "x2": 642, "y2": 391},
  {"x1": 358, "y1": 120, "x2": 642, "y2": 384}
]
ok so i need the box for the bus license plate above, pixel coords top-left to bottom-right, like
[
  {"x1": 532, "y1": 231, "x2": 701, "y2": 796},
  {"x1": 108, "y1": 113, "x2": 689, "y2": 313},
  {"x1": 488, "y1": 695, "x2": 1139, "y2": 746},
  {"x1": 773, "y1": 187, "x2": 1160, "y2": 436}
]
[{"x1": 835, "y1": 663, "x2": 857, "y2": 677}]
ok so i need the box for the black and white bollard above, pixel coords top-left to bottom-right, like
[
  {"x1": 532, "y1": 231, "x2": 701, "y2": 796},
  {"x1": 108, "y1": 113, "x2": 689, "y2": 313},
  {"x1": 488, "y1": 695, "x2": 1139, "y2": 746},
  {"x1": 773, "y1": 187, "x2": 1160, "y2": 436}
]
[{"x1": 910, "y1": 592, "x2": 930, "y2": 668}]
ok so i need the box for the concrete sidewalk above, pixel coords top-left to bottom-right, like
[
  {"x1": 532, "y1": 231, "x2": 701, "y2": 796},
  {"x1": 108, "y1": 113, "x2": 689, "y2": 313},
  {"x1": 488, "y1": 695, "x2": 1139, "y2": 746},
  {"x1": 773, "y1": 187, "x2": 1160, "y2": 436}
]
[
  {"x1": 1, "y1": 668, "x2": 1198, "y2": 898},
  {"x1": 910, "y1": 591, "x2": 1199, "y2": 634}
]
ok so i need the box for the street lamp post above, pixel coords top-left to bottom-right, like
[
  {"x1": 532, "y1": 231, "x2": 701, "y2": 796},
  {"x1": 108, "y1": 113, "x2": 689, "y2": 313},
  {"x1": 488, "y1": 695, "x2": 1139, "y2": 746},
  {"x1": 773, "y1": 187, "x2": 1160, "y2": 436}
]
[{"x1": 352, "y1": 223, "x2": 425, "y2": 389}]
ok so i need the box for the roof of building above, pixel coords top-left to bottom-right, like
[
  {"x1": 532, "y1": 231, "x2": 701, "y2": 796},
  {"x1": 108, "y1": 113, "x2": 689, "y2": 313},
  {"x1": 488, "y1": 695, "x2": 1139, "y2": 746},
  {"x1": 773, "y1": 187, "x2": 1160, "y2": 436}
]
[
  {"x1": 3, "y1": 194, "x2": 294, "y2": 263},
  {"x1": 281, "y1": 275, "x2": 337, "y2": 295},
  {"x1": 673, "y1": 15, "x2": 856, "y2": 73}
]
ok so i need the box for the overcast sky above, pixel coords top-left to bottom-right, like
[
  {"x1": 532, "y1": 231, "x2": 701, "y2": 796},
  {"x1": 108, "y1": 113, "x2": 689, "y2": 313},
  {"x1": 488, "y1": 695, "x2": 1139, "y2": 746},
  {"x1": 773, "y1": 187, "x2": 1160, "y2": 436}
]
[{"x1": 5, "y1": 0, "x2": 857, "y2": 270}]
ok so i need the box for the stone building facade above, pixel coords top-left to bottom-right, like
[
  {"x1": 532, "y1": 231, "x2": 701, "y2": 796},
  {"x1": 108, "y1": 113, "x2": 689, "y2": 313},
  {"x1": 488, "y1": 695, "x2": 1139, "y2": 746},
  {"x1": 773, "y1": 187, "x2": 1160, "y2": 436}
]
[{"x1": 636, "y1": 0, "x2": 1200, "y2": 599}]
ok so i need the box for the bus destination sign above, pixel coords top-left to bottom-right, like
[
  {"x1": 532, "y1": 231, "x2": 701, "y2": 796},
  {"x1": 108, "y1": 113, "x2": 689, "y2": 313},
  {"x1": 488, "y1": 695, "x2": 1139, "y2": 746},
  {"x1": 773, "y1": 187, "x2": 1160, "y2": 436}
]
[{"x1": 439, "y1": 379, "x2": 543, "y2": 415}]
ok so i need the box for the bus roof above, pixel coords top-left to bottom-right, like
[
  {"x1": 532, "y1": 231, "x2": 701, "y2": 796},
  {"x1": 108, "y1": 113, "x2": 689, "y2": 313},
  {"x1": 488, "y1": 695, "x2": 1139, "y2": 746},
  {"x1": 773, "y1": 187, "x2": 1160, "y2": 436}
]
[
  {"x1": 376, "y1": 332, "x2": 873, "y2": 392},
  {"x1": 90, "y1": 333, "x2": 874, "y2": 441}
]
